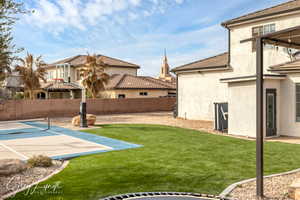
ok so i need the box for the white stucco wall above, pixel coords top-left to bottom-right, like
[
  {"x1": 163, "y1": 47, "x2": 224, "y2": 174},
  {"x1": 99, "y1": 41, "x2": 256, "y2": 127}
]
[
  {"x1": 176, "y1": 12, "x2": 300, "y2": 137},
  {"x1": 280, "y1": 74, "x2": 300, "y2": 137},
  {"x1": 229, "y1": 13, "x2": 300, "y2": 77},
  {"x1": 228, "y1": 79, "x2": 281, "y2": 138},
  {"x1": 177, "y1": 71, "x2": 229, "y2": 121},
  {"x1": 100, "y1": 89, "x2": 170, "y2": 99},
  {"x1": 46, "y1": 66, "x2": 138, "y2": 83},
  {"x1": 228, "y1": 81, "x2": 256, "y2": 137}
]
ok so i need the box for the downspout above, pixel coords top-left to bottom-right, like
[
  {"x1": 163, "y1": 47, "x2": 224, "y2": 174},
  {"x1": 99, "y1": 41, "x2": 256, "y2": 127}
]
[
  {"x1": 176, "y1": 73, "x2": 178, "y2": 118},
  {"x1": 227, "y1": 27, "x2": 231, "y2": 66}
]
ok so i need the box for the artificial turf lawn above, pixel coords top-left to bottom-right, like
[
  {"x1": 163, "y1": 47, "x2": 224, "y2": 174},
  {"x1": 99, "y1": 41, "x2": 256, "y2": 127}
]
[{"x1": 10, "y1": 124, "x2": 300, "y2": 200}]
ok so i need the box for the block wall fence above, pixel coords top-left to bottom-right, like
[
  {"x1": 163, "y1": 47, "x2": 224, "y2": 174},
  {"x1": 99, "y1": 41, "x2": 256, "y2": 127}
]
[{"x1": 0, "y1": 97, "x2": 176, "y2": 121}]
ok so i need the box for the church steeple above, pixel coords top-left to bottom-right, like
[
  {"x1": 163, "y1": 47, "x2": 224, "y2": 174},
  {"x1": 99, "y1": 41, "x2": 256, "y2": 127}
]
[{"x1": 158, "y1": 49, "x2": 174, "y2": 82}]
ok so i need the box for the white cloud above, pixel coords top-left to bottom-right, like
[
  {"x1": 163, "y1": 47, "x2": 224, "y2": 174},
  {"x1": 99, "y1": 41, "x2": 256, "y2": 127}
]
[
  {"x1": 25, "y1": 0, "x2": 169, "y2": 33},
  {"x1": 175, "y1": 0, "x2": 184, "y2": 4}
]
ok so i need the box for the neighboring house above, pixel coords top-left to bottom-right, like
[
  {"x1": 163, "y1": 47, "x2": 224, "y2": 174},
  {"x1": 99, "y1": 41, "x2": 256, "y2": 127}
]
[
  {"x1": 0, "y1": 73, "x2": 23, "y2": 99},
  {"x1": 37, "y1": 81, "x2": 82, "y2": 99},
  {"x1": 172, "y1": 0, "x2": 300, "y2": 138},
  {"x1": 100, "y1": 74, "x2": 176, "y2": 99},
  {"x1": 36, "y1": 54, "x2": 140, "y2": 99},
  {"x1": 44, "y1": 54, "x2": 140, "y2": 84}
]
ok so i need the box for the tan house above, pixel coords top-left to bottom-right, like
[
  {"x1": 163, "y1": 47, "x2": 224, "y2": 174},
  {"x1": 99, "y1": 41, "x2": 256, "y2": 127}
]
[
  {"x1": 172, "y1": 0, "x2": 300, "y2": 138},
  {"x1": 100, "y1": 74, "x2": 176, "y2": 99},
  {"x1": 38, "y1": 54, "x2": 140, "y2": 99},
  {"x1": 44, "y1": 54, "x2": 140, "y2": 83}
]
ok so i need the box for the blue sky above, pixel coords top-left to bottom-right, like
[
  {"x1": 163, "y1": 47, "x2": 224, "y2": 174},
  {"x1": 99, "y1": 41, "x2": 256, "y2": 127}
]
[{"x1": 13, "y1": 0, "x2": 288, "y2": 76}]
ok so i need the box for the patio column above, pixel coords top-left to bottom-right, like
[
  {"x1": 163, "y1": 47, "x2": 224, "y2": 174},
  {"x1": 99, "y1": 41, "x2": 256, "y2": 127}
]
[{"x1": 256, "y1": 37, "x2": 264, "y2": 198}]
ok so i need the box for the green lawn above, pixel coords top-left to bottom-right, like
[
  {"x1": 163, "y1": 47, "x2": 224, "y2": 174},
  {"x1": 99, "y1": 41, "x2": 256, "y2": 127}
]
[{"x1": 11, "y1": 124, "x2": 300, "y2": 200}]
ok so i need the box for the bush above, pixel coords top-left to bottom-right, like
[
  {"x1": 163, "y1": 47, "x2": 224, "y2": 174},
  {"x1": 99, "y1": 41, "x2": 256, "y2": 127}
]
[
  {"x1": 13, "y1": 92, "x2": 24, "y2": 100},
  {"x1": 27, "y1": 155, "x2": 53, "y2": 168}
]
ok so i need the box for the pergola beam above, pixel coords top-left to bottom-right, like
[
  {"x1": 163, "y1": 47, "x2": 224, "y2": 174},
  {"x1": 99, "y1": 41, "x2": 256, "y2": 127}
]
[
  {"x1": 242, "y1": 25, "x2": 300, "y2": 199},
  {"x1": 263, "y1": 38, "x2": 300, "y2": 49}
]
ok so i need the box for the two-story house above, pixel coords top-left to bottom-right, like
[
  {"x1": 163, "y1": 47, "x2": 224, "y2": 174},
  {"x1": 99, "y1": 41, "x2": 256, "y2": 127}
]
[
  {"x1": 41, "y1": 54, "x2": 176, "y2": 99},
  {"x1": 39, "y1": 54, "x2": 140, "y2": 99},
  {"x1": 172, "y1": 0, "x2": 300, "y2": 138}
]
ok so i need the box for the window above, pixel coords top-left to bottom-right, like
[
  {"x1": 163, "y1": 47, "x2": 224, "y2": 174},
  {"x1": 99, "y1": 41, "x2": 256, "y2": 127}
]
[
  {"x1": 60, "y1": 69, "x2": 65, "y2": 79},
  {"x1": 296, "y1": 84, "x2": 300, "y2": 122},
  {"x1": 139, "y1": 92, "x2": 148, "y2": 96},
  {"x1": 118, "y1": 94, "x2": 126, "y2": 99},
  {"x1": 252, "y1": 24, "x2": 275, "y2": 51},
  {"x1": 47, "y1": 71, "x2": 54, "y2": 80}
]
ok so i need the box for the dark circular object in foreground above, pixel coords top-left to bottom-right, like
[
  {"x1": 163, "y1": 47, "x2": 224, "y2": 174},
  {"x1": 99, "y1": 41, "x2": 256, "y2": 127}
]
[{"x1": 101, "y1": 192, "x2": 228, "y2": 200}]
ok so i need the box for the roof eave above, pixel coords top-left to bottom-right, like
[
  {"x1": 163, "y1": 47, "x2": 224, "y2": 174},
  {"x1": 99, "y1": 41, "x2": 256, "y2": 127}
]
[
  {"x1": 172, "y1": 65, "x2": 231, "y2": 74},
  {"x1": 222, "y1": 7, "x2": 300, "y2": 28}
]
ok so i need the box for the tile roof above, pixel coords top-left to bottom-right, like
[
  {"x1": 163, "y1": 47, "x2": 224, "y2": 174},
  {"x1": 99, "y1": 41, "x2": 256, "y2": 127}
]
[
  {"x1": 269, "y1": 59, "x2": 300, "y2": 72},
  {"x1": 46, "y1": 55, "x2": 140, "y2": 69},
  {"x1": 105, "y1": 74, "x2": 176, "y2": 90},
  {"x1": 41, "y1": 81, "x2": 82, "y2": 90},
  {"x1": 171, "y1": 52, "x2": 229, "y2": 73},
  {"x1": 222, "y1": 0, "x2": 300, "y2": 27}
]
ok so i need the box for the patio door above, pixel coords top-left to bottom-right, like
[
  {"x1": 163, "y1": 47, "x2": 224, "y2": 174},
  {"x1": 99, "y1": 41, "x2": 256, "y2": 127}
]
[{"x1": 266, "y1": 89, "x2": 277, "y2": 137}]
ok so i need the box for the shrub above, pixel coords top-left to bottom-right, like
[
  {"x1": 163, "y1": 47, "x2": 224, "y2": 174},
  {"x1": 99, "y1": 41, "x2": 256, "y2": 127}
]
[
  {"x1": 13, "y1": 92, "x2": 24, "y2": 100},
  {"x1": 27, "y1": 155, "x2": 53, "y2": 168}
]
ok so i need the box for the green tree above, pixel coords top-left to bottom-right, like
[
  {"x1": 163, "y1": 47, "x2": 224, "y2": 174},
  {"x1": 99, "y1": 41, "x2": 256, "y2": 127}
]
[
  {"x1": 80, "y1": 55, "x2": 110, "y2": 99},
  {"x1": 0, "y1": 0, "x2": 26, "y2": 82}
]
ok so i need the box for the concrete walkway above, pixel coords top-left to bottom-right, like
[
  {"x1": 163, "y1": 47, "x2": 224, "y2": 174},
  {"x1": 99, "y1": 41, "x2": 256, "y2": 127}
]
[{"x1": 51, "y1": 112, "x2": 216, "y2": 133}]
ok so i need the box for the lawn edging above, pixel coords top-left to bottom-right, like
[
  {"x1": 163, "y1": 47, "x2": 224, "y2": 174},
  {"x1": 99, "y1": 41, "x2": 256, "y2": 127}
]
[
  {"x1": 2, "y1": 160, "x2": 69, "y2": 200},
  {"x1": 219, "y1": 167, "x2": 300, "y2": 198}
]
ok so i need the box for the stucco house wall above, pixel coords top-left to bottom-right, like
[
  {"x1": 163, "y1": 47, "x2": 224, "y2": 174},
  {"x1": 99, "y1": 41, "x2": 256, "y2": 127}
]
[
  {"x1": 228, "y1": 13, "x2": 300, "y2": 77},
  {"x1": 227, "y1": 79, "x2": 281, "y2": 138},
  {"x1": 46, "y1": 66, "x2": 137, "y2": 82},
  {"x1": 100, "y1": 89, "x2": 170, "y2": 99},
  {"x1": 228, "y1": 81, "x2": 256, "y2": 137},
  {"x1": 177, "y1": 71, "x2": 229, "y2": 121},
  {"x1": 174, "y1": 4, "x2": 300, "y2": 138},
  {"x1": 280, "y1": 73, "x2": 300, "y2": 136}
]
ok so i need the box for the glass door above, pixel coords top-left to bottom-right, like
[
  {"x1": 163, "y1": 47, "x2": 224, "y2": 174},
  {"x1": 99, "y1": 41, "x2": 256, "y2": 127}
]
[{"x1": 266, "y1": 89, "x2": 277, "y2": 137}]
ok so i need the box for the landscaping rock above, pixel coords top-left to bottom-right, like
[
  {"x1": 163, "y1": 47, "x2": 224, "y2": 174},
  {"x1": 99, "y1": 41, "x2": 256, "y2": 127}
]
[
  {"x1": 289, "y1": 178, "x2": 300, "y2": 200},
  {"x1": 0, "y1": 159, "x2": 28, "y2": 176},
  {"x1": 72, "y1": 114, "x2": 96, "y2": 126}
]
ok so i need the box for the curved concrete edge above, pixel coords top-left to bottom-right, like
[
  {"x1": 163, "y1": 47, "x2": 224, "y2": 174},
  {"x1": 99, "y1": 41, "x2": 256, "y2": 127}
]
[
  {"x1": 219, "y1": 167, "x2": 300, "y2": 198},
  {"x1": 1, "y1": 160, "x2": 69, "y2": 200}
]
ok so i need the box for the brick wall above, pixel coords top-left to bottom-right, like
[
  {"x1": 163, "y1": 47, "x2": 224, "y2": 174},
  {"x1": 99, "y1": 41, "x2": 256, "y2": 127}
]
[{"x1": 0, "y1": 97, "x2": 176, "y2": 121}]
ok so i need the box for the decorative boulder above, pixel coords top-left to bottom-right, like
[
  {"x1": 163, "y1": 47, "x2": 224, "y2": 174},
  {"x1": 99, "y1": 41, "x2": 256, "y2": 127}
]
[
  {"x1": 0, "y1": 159, "x2": 28, "y2": 176},
  {"x1": 72, "y1": 114, "x2": 96, "y2": 126},
  {"x1": 289, "y1": 178, "x2": 300, "y2": 200}
]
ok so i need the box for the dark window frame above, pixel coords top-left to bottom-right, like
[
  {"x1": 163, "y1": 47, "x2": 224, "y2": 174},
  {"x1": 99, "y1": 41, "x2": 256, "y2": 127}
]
[{"x1": 252, "y1": 24, "x2": 275, "y2": 52}]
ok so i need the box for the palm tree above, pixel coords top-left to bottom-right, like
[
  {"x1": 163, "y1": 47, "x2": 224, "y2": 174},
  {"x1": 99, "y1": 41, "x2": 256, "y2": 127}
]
[
  {"x1": 14, "y1": 53, "x2": 47, "y2": 99},
  {"x1": 80, "y1": 54, "x2": 109, "y2": 99}
]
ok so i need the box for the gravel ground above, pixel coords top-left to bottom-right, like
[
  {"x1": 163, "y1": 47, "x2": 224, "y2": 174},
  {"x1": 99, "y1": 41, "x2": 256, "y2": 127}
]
[
  {"x1": 51, "y1": 112, "x2": 220, "y2": 134},
  {"x1": 0, "y1": 160, "x2": 63, "y2": 198},
  {"x1": 229, "y1": 172, "x2": 300, "y2": 200}
]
